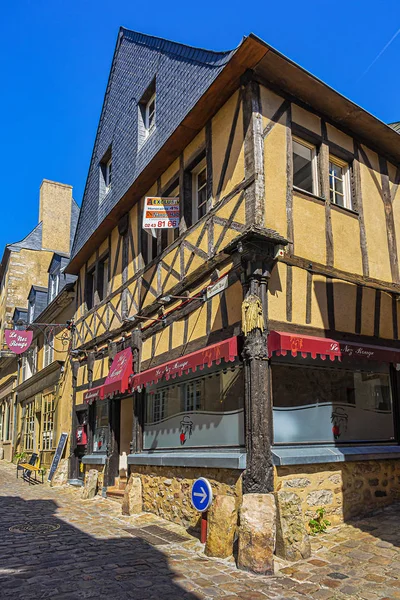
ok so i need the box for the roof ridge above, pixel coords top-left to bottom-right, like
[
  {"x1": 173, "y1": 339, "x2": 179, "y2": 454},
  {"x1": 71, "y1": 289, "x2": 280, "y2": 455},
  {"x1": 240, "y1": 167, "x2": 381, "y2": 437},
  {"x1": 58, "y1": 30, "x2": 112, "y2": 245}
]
[{"x1": 120, "y1": 27, "x2": 237, "y2": 66}]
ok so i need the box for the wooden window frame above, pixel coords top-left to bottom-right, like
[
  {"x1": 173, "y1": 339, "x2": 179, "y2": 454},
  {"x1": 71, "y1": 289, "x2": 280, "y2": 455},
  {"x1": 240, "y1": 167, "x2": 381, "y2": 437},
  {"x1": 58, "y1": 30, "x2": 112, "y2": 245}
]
[
  {"x1": 23, "y1": 402, "x2": 35, "y2": 452},
  {"x1": 329, "y1": 155, "x2": 352, "y2": 210},
  {"x1": 292, "y1": 135, "x2": 319, "y2": 196},
  {"x1": 145, "y1": 93, "x2": 156, "y2": 136},
  {"x1": 42, "y1": 393, "x2": 55, "y2": 451}
]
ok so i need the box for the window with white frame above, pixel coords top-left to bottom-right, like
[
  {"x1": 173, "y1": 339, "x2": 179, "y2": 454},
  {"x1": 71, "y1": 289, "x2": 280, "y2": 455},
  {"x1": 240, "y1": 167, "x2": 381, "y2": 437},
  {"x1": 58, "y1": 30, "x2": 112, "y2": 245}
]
[
  {"x1": 23, "y1": 402, "x2": 35, "y2": 451},
  {"x1": 329, "y1": 156, "x2": 352, "y2": 209},
  {"x1": 145, "y1": 93, "x2": 156, "y2": 136},
  {"x1": 42, "y1": 393, "x2": 55, "y2": 450},
  {"x1": 292, "y1": 137, "x2": 319, "y2": 195},
  {"x1": 28, "y1": 299, "x2": 35, "y2": 324},
  {"x1": 43, "y1": 331, "x2": 54, "y2": 367},
  {"x1": 49, "y1": 271, "x2": 60, "y2": 303},
  {"x1": 105, "y1": 158, "x2": 112, "y2": 191},
  {"x1": 21, "y1": 344, "x2": 37, "y2": 382},
  {"x1": 192, "y1": 160, "x2": 207, "y2": 223}
]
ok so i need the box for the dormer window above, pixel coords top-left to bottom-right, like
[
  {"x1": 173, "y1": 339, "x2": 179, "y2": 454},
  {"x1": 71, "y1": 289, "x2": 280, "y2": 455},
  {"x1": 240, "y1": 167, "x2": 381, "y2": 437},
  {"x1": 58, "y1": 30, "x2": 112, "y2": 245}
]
[
  {"x1": 145, "y1": 93, "x2": 156, "y2": 136},
  {"x1": 100, "y1": 147, "x2": 112, "y2": 203},
  {"x1": 28, "y1": 299, "x2": 35, "y2": 324},
  {"x1": 49, "y1": 271, "x2": 60, "y2": 303},
  {"x1": 105, "y1": 158, "x2": 112, "y2": 190},
  {"x1": 138, "y1": 79, "x2": 156, "y2": 148}
]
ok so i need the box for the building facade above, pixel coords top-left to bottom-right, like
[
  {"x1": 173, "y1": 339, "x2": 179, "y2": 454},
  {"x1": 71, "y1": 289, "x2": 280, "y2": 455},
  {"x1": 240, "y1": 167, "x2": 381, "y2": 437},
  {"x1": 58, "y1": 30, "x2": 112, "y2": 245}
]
[
  {"x1": 0, "y1": 180, "x2": 78, "y2": 465},
  {"x1": 66, "y1": 29, "x2": 400, "y2": 531}
]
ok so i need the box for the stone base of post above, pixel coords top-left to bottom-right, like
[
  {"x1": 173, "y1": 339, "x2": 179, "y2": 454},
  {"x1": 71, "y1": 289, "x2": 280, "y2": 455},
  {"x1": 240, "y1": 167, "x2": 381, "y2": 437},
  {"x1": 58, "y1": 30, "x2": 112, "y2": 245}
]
[{"x1": 238, "y1": 493, "x2": 276, "y2": 575}]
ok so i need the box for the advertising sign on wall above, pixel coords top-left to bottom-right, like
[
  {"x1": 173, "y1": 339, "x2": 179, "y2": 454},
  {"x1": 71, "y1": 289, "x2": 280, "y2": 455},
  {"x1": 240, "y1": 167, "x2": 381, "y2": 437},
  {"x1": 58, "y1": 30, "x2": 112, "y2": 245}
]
[
  {"x1": 4, "y1": 330, "x2": 33, "y2": 354},
  {"x1": 142, "y1": 197, "x2": 179, "y2": 232}
]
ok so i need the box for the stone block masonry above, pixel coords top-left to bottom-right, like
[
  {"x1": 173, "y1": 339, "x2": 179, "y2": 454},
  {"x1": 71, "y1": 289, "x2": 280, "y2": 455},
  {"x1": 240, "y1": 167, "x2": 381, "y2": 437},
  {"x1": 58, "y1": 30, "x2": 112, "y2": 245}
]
[
  {"x1": 130, "y1": 465, "x2": 242, "y2": 529},
  {"x1": 276, "y1": 459, "x2": 400, "y2": 527}
]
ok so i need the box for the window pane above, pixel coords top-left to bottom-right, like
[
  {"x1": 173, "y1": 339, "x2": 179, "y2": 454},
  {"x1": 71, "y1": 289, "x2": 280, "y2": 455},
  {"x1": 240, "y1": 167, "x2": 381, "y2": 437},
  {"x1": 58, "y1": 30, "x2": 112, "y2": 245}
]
[
  {"x1": 144, "y1": 366, "x2": 244, "y2": 449},
  {"x1": 272, "y1": 362, "x2": 394, "y2": 443},
  {"x1": 293, "y1": 141, "x2": 313, "y2": 193}
]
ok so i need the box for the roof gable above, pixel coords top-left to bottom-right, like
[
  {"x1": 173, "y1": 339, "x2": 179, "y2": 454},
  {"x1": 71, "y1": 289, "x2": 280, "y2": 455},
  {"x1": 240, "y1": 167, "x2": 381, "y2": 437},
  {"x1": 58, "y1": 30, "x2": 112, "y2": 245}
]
[{"x1": 71, "y1": 28, "x2": 234, "y2": 260}]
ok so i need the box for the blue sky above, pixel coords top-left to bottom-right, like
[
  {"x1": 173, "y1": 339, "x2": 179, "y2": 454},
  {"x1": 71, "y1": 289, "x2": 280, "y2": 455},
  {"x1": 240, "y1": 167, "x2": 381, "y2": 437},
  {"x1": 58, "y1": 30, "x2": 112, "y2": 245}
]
[{"x1": 0, "y1": 0, "x2": 399, "y2": 252}]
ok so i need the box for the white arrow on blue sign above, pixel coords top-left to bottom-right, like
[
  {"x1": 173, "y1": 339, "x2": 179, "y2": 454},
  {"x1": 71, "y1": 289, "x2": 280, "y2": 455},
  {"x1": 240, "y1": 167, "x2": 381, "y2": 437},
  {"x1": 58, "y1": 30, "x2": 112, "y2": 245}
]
[{"x1": 191, "y1": 477, "x2": 213, "y2": 512}]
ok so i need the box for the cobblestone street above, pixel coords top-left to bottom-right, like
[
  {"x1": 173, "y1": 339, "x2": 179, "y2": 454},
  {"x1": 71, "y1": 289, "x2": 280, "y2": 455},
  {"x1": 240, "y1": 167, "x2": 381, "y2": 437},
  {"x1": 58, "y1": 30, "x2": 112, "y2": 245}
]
[{"x1": 1, "y1": 462, "x2": 400, "y2": 599}]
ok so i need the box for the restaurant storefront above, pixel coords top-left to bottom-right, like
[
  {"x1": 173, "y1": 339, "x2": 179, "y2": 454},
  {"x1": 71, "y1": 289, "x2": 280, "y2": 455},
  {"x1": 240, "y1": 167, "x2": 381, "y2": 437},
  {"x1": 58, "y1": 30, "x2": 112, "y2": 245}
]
[{"x1": 75, "y1": 326, "x2": 400, "y2": 526}]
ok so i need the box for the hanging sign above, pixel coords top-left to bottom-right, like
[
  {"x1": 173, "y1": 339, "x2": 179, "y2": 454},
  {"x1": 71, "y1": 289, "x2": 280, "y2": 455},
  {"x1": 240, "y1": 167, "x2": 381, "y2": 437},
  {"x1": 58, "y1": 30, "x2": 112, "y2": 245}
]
[
  {"x1": 4, "y1": 330, "x2": 33, "y2": 354},
  {"x1": 143, "y1": 197, "x2": 179, "y2": 231},
  {"x1": 206, "y1": 275, "x2": 229, "y2": 300}
]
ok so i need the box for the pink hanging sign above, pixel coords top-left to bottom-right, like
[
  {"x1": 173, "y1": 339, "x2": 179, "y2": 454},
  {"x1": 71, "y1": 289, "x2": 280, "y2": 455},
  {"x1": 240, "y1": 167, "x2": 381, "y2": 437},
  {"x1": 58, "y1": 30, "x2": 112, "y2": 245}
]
[{"x1": 5, "y1": 330, "x2": 33, "y2": 354}]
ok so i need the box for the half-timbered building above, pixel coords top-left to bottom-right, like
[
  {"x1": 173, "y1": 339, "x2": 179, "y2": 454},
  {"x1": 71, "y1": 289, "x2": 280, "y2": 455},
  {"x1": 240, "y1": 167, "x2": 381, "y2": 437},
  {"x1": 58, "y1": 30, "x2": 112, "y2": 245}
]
[{"x1": 67, "y1": 28, "x2": 400, "y2": 534}]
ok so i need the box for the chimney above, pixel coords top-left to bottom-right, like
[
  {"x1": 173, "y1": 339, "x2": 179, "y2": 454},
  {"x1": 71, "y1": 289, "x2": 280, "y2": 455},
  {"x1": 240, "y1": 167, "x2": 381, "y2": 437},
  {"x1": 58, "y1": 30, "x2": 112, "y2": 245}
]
[{"x1": 39, "y1": 180, "x2": 73, "y2": 254}]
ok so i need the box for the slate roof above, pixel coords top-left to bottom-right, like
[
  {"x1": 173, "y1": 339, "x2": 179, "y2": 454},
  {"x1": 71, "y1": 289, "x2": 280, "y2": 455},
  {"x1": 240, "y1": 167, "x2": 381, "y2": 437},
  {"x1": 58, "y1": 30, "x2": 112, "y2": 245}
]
[
  {"x1": 389, "y1": 122, "x2": 400, "y2": 134},
  {"x1": 71, "y1": 28, "x2": 236, "y2": 259}
]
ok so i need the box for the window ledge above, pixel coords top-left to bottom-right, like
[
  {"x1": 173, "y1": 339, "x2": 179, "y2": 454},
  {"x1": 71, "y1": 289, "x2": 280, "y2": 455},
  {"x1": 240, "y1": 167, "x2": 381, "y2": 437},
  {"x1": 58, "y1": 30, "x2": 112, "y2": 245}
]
[
  {"x1": 293, "y1": 186, "x2": 325, "y2": 203},
  {"x1": 82, "y1": 454, "x2": 107, "y2": 465},
  {"x1": 127, "y1": 451, "x2": 246, "y2": 470},
  {"x1": 330, "y1": 203, "x2": 359, "y2": 217},
  {"x1": 272, "y1": 445, "x2": 400, "y2": 466}
]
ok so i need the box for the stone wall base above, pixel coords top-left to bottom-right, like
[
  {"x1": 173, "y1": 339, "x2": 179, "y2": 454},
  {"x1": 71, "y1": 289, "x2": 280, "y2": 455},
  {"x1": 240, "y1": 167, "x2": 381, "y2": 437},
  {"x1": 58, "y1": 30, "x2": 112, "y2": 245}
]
[
  {"x1": 276, "y1": 458, "x2": 400, "y2": 527},
  {"x1": 130, "y1": 465, "x2": 242, "y2": 529}
]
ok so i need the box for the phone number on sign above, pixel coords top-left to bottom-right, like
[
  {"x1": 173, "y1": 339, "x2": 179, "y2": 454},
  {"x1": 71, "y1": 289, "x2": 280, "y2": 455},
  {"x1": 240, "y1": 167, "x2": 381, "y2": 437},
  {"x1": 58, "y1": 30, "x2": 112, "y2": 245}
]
[{"x1": 144, "y1": 220, "x2": 179, "y2": 228}]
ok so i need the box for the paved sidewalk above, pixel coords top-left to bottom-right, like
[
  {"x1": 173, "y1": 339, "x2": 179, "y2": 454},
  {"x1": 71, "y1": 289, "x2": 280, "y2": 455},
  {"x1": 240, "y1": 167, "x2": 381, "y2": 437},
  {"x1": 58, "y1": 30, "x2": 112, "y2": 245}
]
[{"x1": 0, "y1": 462, "x2": 400, "y2": 599}]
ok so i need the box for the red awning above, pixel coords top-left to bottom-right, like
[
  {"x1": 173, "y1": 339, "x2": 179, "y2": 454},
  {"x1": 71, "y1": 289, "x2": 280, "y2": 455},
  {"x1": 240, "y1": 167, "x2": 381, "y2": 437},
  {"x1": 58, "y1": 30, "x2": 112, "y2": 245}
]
[
  {"x1": 131, "y1": 336, "x2": 238, "y2": 391},
  {"x1": 83, "y1": 386, "x2": 104, "y2": 405},
  {"x1": 103, "y1": 347, "x2": 133, "y2": 398},
  {"x1": 268, "y1": 331, "x2": 400, "y2": 363}
]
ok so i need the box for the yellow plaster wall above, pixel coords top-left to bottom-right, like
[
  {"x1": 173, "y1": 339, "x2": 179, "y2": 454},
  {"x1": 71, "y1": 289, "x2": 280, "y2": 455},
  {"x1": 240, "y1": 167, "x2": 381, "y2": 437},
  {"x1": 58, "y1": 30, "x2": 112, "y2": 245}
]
[
  {"x1": 331, "y1": 210, "x2": 363, "y2": 275},
  {"x1": 292, "y1": 104, "x2": 321, "y2": 135},
  {"x1": 311, "y1": 275, "x2": 329, "y2": 330},
  {"x1": 360, "y1": 146, "x2": 392, "y2": 281},
  {"x1": 291, "y1": 267, "x2": 307, "y2": 326},
  {"x1": 326, "y1": 124, "x2": 354, "y2": 153},
  {"x1": 268, "y1": 262, "x2": 287, "y2": 323},
  {"x1": 333, "y1": 279, "x2": 356, "y2": 333},
  {"x1": 260, "y1": 86, "x2": 288, "y2": 236},
  {"x1": 360, "y1": 287, "x2": 375, "y2": 337},
  {"x1": 212, "y1": 90, "x2": 244, "y2": 199},
  {"x1": 184, "y1": 130, "x2": 205, "y2": 164},
  {"x1": 293, "y1": 196, "x2": 326, "y2": 264}
]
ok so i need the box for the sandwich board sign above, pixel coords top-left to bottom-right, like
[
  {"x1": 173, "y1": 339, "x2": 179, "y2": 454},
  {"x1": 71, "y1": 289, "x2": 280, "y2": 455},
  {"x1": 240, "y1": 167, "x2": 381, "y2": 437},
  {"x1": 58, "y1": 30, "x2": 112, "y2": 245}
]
[
  {"x1": 191, "y1": 477, "x2": 213, "y2": 512},
  {"x1": 143, "y1": 197, "x2": 179, "y2": 235},
  {"x1": 48, "y1": 433, "x2": 68, "y2": 483}
]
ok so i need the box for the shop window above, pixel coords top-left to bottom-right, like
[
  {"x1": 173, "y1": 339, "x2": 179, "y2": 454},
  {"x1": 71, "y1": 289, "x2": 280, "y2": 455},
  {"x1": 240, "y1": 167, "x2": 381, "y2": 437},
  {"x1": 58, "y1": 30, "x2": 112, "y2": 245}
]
[
  {"x1": 42, "y1": 394, "x2": 55, "y2": 451},
  {"x1": 144, "y1": 364, "x2": 244, "y2": 450},
  {"x1": 23, "y1": 402, "x2": 35, "y2": 451},
  {"x1": 93, "y1": 400, "x2": 109, "y2": 453},
  {"x1": 329, "y1": 156, "x2": 352, "y2": 209},
  {"x1": 292, "y1": 137, "x2": 319, "y2": 195},
  {"x1": 272, "y1": 358, "x2": 394, "y2": 444}
]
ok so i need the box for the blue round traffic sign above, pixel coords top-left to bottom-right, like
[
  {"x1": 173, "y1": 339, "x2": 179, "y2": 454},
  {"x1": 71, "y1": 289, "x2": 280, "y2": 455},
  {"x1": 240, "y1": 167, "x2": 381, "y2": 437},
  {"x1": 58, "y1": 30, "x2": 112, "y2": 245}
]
[{"x1": 191, "y1": 477, "x2": 213, "y2": 512}]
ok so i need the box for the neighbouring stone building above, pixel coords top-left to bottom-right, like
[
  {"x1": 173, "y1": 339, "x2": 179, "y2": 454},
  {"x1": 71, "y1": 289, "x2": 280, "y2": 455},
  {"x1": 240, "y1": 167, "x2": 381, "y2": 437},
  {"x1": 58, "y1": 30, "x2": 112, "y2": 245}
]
[
  {"x1": 65, "y1": 28, "x2": 400, "y2": 569},
  {"x1": 0, "y1": 180, "x2": 78, "y2": 464}
]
